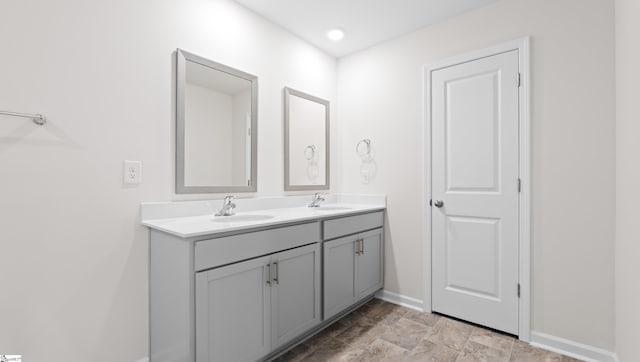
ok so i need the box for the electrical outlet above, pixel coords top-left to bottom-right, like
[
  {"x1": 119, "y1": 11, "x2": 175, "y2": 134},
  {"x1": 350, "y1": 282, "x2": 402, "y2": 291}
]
[{"x1": 124, "y1": 160, "x2": 142, "y2": 184}]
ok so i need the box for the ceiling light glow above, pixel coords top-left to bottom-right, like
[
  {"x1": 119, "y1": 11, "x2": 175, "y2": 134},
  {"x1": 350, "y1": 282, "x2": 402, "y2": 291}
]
[{"x1": 327, "y1": 29, "x2": 344, "y2": 41}]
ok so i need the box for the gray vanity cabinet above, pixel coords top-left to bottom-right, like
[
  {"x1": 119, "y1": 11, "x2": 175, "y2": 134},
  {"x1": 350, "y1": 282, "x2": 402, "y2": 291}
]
[
  {"x1": 323, "y1": 226, "x2": 384, "y2": 320},
  {"x1": 195, "y1": 242, "x2": 321, "y2": 362},
  {"x1": 270, "y1": 243, "x2": 321, "y2": 349},
  {"x1": 323, "y1": 234, "x2": 357, "y2": 320},
  {"x1": 356, "y1": 230, "x2": 384, "y2": 298},
  {"x1": 195, "y1": 255, "x2": 271, "y2": 362},
  {"x1": 149, "y1": 210, "x2": 384, "y2": 362}
]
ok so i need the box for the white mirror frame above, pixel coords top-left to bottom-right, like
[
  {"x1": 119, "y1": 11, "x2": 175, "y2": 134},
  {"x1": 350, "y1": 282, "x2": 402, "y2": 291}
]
[
  {"x1": 175, "y1": 49, "x2": 258, "y2": 194},
  {"x1": 283, "y1": 87, "x2": 330, "y2": 191}
]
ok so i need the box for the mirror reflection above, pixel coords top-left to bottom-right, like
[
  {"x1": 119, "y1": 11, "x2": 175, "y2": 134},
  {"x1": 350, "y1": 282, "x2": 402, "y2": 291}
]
[
  {"x1": 176, "y1": 49, "x2": 257, "y2": 194},
  {"x1": 284, "y1": 87, "x2": 330, "y2": 191}
]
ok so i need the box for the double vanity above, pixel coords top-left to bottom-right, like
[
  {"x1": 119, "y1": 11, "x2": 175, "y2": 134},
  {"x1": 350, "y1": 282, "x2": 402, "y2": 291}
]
[
  {"x1": 142, "y1": 195, "x2": 386, "y2": 362},
  {"x1": 145, "y1": 49, "x2": 381, "y2": 361}
]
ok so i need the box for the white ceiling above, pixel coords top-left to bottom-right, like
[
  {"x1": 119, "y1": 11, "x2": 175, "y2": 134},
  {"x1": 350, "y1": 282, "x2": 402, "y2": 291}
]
[{"x1": 233, "y1": 0, "x2": 499, "y2": 58}]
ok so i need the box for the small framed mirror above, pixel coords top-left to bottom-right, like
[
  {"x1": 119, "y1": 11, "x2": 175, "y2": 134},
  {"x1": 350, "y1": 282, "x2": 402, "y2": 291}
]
[
  {"x1": 176, "y1": 49, "x2": 258, "y2": 194},
  {"x1": 284, "y1": 87, "x2": 330, "y2": 191}
]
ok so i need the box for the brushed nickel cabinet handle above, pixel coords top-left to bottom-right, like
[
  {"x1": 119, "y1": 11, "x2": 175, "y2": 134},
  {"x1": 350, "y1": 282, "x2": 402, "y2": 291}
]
[
  {"x1": 356, "y1": 239, "x2": 364, "y2": 255},
  {"x1": 266, "y1": 264, "x2": 271, "y2": 285},
  {"x1": 273, "y1": 261, "x2": 279, "y2": 284}
]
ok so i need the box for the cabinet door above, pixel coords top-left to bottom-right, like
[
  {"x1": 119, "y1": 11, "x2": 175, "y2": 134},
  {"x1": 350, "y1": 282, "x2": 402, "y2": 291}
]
[
  {"x1": 196, "y1": 255, "x2": 271, "y2": 362},
  {"x1": 323, "y1": 236, "x2": 357, "y2": 320},
  {"x1": 356, "y1": 228, "x2": 384, "y2": 298},
  {"x1": 271, "y1": 243, "x2": 321, "y2": 349}
]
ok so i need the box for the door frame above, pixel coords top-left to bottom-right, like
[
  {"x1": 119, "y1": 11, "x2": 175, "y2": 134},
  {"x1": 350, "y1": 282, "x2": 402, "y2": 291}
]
[{"x1": 423, "y1": 37, "x2": 531, "y2": 341}]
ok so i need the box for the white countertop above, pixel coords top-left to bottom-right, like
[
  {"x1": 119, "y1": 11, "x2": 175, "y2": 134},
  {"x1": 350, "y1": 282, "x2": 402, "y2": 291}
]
[{"x1": 141, "y1": 194, "x2": 386, "y2": 238}]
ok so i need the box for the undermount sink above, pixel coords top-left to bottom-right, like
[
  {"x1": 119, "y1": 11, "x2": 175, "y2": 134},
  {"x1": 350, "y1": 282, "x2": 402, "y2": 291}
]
[
  {"x1": 311, "y1": 206, "x2": 352, "y2": 211},
  {"x1": 211, "y1": 214, "x2": 274, "y2": 223}
]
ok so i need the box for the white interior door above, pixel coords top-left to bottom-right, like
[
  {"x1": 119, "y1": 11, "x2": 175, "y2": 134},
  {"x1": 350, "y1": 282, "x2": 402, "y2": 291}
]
[{"x1": 431, "y1": 50, "x2": 520, "y2": 334}]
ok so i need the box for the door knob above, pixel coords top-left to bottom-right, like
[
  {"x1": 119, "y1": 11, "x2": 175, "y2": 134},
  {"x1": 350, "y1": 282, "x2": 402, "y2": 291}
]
[{"x1": 433, "y1": 200, "x2": 444, "y2": 208}]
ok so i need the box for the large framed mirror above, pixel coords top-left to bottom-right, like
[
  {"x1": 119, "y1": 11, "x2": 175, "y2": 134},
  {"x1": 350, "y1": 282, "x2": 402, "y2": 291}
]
[
  {"x1": 284, "y1": 87, "x2": 330, "y2": 191},
  {"x1": 176, "y1": 49, "x2": 258, "y2": 194}
]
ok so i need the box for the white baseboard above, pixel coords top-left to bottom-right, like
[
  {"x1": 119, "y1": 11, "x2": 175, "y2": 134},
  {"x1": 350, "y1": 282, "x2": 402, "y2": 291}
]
[
  {"x1": 375, "y1": 289, "x2": 424, "y2": 312},
  {"x1": 530, "y1": 331, "x2": 618, "y2": 362},
  {"x1": 135, "y1": 358, "x2": 149, "y2": 362}
]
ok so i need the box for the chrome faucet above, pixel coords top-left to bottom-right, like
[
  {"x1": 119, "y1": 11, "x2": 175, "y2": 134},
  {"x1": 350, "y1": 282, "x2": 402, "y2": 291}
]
[
  {"x1": 308, "y1": 193, "x2": 325, "y2": 208},
  {"x1": 215, "y1": 195, "x2": 236, "y2": 216}
]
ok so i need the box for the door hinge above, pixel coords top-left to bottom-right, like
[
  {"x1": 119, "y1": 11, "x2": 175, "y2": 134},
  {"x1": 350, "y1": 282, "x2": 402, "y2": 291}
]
[
  {"x1": 517, "y1": 283, "x2": 521, "y2": 298},
  {"x1": 517, "y1": 178, "x2": 521, "y2": 193},
  {"x1": 517, "y1": 72, "x2": 521, "y2": 87}
]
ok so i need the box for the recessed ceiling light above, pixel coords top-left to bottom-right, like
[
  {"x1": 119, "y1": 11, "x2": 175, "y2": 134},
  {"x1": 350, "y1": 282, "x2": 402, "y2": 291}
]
[{"x1": 326, "y1": 28, "x2": 345, "y2": 41}]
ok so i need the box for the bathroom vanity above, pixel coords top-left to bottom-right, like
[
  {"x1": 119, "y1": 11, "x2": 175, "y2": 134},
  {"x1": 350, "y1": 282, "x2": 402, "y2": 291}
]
[{"x1": 142, "y1": 196, "x2": 385, "y2": 362}]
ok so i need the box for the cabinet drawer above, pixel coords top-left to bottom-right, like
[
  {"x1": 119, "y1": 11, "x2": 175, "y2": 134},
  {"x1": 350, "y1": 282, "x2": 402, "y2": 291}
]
[
  {"x1": 323, "y1": 211, "x2": 384, "y2": 240},
  {"x1": 195, "y1": 222, "x2": 321, "y2": 271}
]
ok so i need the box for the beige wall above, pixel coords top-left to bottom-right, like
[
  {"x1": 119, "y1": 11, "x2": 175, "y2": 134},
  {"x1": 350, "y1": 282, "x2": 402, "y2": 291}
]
[
  {"x1": 615, "y1": 0, "x2": 640, "y2": 360},
  {"x1": 338, "y1": 0, "x2": 616, "y2": 350},
  {"x1": 0, "y1": 0, "x2": 336, "y2": 361}
]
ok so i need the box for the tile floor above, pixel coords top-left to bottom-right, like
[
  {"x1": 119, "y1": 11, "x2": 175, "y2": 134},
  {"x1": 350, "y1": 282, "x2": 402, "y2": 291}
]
[{"x1": 274, "y1": 299, "x2": 582, "y2": 362}]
